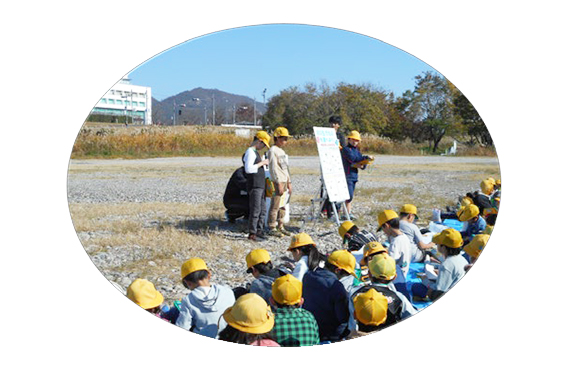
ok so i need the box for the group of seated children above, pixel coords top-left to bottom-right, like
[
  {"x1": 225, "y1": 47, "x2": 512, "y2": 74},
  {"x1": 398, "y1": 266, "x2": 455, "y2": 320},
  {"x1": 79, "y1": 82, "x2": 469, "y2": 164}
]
[{"x1": 125, "y1": 177, "x2": 499, "y2": 346}]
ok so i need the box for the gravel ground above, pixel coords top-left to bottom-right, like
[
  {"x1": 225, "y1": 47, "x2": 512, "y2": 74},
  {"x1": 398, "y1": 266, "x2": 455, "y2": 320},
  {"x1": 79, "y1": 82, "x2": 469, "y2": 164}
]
[{"x1": 67, "y1": 155, "x2": 500, "y2": 302}]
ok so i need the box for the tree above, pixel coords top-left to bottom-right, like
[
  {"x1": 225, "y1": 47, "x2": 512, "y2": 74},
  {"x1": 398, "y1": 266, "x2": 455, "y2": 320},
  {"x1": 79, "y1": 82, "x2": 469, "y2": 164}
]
[
  {"x1": 405, "y1": 72, "x2": 461, "y2": 153},
  {"x1": 453, "y1": 91, "x2": 493, "y2": 146}
]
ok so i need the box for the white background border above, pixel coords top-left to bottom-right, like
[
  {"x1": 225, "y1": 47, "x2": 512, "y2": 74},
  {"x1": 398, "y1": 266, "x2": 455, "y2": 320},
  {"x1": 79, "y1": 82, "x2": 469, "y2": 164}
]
[{"x1": 3, "y1": 1, "x2": 573, "y2": 369}]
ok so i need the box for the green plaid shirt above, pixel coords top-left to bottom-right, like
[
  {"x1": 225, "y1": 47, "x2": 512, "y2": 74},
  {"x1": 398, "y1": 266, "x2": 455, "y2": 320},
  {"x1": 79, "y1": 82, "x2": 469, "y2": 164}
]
[{"x1": 272, "y1": 307, "x2": 320, "y2": 347}]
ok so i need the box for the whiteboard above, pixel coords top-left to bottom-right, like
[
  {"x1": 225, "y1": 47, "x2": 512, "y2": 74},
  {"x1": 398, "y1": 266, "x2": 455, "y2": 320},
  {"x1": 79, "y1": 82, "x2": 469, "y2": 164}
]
[{"x1": 313, "y1": 127, "x2": 350, "y2": 203}]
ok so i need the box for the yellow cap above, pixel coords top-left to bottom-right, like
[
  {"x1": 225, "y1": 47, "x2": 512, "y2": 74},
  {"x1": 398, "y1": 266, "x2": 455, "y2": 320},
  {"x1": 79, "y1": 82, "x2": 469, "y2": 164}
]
[
  {"x1": 377, "y1": 210, "x2": 399, "y2": 230},
  {"x1": 288, "y1": 233, "x2": 316, "y2": 250},
  {"x1": 255, "y1": 130, "x2": 271, "y2": 148},
  {"x1": 432, "y1": 228, "x2": 464, "y2": 248},
  {"x1": 460, "y1": 196, "x2": 474, "y2": 208},
  {"x1": 400, "y1": 204, "x2": 417, "y2": 215},
  {"x1": 368, "y1": 253, "x2": 397, "y2": 280},
  {"x1": 480, "y1": 179, "x2": 494, "y2": 194},
  {"x1": 458, "y1": 204, "x2": 480, "y2": 222},
  {"x1": 360, "y1": 241, "x2": 388, "y2": 266},
  {"x1": 347, "y1": 130, "x2": 361, "y2": 141},
  {"x1": 222, "y1": 293, "x2": 275, "y2": 334},
  {"x1": 126, "y1": 279, "x2": 164, "y2": 310},
  {"x1": 328, "y1": 250, "x2": 358, "y2": 278},
  {"x1": 338, "y1": 221, "x2": 356, "y2": 239},
  {"x1": 181, "y1": 258, "x2": 208, "y2": 279},
  {"x1": 464, "y1": 234, "x2": 489, "y2": 258},
  {"x1": 273, "y1": 126, "x2": 292, "y2": 138},
  {"x1": 246, "y1": 249, "x2": 271, "y2": 272},
  {"x1": 272, "y1": 274, "x2": 302, "y2": 306},
  {"x1": 496, "y1": 179, "x2": 501, "y2": 186},
  {"x1": 353, "y1": 289, "x2": 388, "y2": 326}
]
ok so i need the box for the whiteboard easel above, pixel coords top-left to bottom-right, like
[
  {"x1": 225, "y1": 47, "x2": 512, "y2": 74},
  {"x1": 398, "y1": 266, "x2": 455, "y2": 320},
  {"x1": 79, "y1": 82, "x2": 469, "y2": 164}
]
[{"x1": 302, "y1": 127, "x2": 350, "y2": 229}]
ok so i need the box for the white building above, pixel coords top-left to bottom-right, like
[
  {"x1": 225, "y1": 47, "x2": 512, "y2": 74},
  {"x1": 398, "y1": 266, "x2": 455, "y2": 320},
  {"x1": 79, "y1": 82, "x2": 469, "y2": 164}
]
[{"x1": 92, "y1": 75, "x2": 152, "y2": 124}]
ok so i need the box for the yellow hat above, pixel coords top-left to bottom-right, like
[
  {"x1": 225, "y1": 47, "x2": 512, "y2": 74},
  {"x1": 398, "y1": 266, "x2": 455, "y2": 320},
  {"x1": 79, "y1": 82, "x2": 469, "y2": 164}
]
[
  {"x1": 464, "y1": 234, "x2": 489, "y2": 258},
  {"x1": 338, "y1": 220, "x2": 356, "y2": 239},
  {"x1": 496, "y1": 179, "x2": 501, "y2": 186},
  {"x1": 246, "y1": 249, "x2": 271, "y2": 273},
  {"x1": 222, "y1": 293, "x2": 275, "y2": 334},
  {"x1": 181, "y1": 258, "x2": 208, "y2": 279},
  {"x1": 399, "y1": 204, "x2": 419, "y2": 220},
  {"x1": 288, "y1": 233, "x2": 316, "y2": 250},
  {"x1": 480, "y1": 179, "x2": 494, "y2": 195},
  {"x1": 458, "y1": 204, "x2": 480, "y2": 222},
  {"x1": 353, "y1": 288, "x2": 388, "y2": 326},
  {"x1": 460, "y1": 196, "x2": 474, "y2": 208},
  {"x1": 347, "y1": 130, "x2": 361, "y2": 141},
  {"x1": 432, "y1": 228, "x2": 464, "y2": 248},
  {"x1": 368, "y1": 253, "x2": 397, "y2": 280},
  {"x1": 272, "y1": 274, "x2": 302, "y2": 306},
  {"x1": 273, "y1": 126, "x2": 292, "y2": 138},
  {"x1": 126, "y1": 279, "x2": 164, "y2": 310},
  {"x1": 255, "y1": 130, "x2": 271, "y2": 148},
  {"x1": 328, "y1": 250, "x2": 358, "y2": 278},
  {"x1": 360, "y1": 241, "x2": 388, "y2": 266},
  {"x1": 377, "y1": 210, "x2": 399, "y2": 230}
]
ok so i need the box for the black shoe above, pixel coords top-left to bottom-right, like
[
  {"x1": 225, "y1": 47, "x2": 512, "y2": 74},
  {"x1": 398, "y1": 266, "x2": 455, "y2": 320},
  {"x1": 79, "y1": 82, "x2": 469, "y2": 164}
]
[
  {"x1": 256, "y1": 232, "x2": 268, "y2": 240},
  {"x1": 248, "y1": 233, "x2": 257, "y2": 241}
]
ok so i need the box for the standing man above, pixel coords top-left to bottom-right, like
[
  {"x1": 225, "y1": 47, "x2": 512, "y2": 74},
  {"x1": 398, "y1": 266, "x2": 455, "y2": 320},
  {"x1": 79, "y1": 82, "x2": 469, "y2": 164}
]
[
  {"x1": 243, "y1": 131, "x2": 270, "y2": 241},
  {"x1": 330, "y1": 115, "x2": 346, "y2": 149},
  {"x1": 342, "y1": 130, "x2": 373, "y2": 219},
  {"x1": 267, "y1": 126, "x2": 292, "y2": 237}
]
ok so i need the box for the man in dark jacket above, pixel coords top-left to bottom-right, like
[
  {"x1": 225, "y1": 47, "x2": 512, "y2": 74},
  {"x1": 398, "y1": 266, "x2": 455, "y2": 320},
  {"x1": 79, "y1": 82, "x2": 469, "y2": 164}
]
[{"x1": 302, "y1": 264, "x2": 350, "y2": 342}]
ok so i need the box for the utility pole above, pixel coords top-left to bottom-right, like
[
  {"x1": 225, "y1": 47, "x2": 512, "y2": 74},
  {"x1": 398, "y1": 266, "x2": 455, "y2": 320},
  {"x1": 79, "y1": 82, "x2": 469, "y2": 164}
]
[
  {"x1": 233, "y1": 104, "x2": 236, "y2": 124},
  {"x1": 253, "y1": 96, "x2": 256, "y2": 126},
  {"x1": 212, "y1": 94, "x2": 215, "y2": 125}
]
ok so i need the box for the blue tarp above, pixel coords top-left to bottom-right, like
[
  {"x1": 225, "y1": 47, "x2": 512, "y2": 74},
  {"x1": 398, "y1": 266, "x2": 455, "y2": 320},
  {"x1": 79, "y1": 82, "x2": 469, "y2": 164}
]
[{"x1": 406, "y1": 262, "x2": 433, "y2": 310}]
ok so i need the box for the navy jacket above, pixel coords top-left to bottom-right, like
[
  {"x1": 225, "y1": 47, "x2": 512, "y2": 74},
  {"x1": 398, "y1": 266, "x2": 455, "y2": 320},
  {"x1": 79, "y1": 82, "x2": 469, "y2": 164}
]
[
  {"x1": 302, "y1": 268, "x2": 350, "y2": 342},
  {"x1": 342, "y1": 145, "x2": 368, "y2": 181}
]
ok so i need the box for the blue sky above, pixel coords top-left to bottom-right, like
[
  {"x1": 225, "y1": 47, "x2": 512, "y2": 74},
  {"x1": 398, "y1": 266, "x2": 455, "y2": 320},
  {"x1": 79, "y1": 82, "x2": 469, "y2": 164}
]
[{"x1": 129, "y1": 24, "x2": 438, "y2": 102}]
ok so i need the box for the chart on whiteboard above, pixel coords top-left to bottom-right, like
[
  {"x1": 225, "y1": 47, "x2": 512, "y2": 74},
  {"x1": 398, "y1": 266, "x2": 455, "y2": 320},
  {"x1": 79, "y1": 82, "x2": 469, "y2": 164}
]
[{"x1": 313, "y1": 127, "x2": 350, "y2": 203}]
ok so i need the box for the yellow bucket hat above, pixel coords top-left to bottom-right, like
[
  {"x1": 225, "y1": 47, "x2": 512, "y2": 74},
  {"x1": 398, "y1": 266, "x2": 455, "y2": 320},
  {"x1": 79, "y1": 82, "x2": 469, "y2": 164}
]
[
  {"x1": 464, "y1": 234, "x2": 489, "y2": 258},
  {"x1": 273, "y1": 126, "x2": 292, "y2": 138},
  {"x1": 272, "y1": 274, "x2": 302, "y2": 306},
  {"x1": 360, "y1": 241, "x2": 388, "y2": 266},
  {"x1": 222, "y1": 293, "x2": 275, "y2": 334},
  {"x1": 338, "y1": 220, "x2": 356, "y2": 239},
  {"x1": 328, "y1": 250, "x2": 358, "y2": 278},
  {"x1": 367, "y1": 253, "x2": 397, "y2": 280},
  {"x1": 377, "y1": 209, "x2": 399, "y2": 231},
  {"x1": 255, "y1": 130, "x2": 271, "y2": 148},
  {"x1": 353, "y1": 288, "x2": 388, "y2": 326},
  {"x1": 458, "y1": 204, "x2": 480, "y2": 222},
  {"x1": 288, "y1": 233, "x2": 316, "y2": 250},
  {"x1": 126, "y1": 279, "x2": 164, "y2": 310},
  {"x1": 246, "y1": 249, "x2": 271, "y2": 273},
  {"x1": 432, "y1": 228, "x2": 464, "y2": 248},
  {"x1": 181, "y1": 258, "x2": 208, "y2": 279},
  {"x1": 347, "y1": 130, "x2": 361, "y2": 141}
]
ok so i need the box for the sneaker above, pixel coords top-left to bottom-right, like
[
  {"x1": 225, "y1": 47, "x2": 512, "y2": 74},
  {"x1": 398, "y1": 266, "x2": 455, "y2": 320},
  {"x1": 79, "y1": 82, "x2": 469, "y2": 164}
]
[
  {"x1": 256, "y1": 232, "x2": 268, "y2": 240},
  {"x1": 279, "y1": 227, "x2": 291, "y2": 236},
  {"x1": 268, "y1": 228, "x2": 284, "y2": 238},
  {"x1": 248, "y1": 233, "x2": 257, "y2": 241},
  {"x1": 349, "y1": 213, "x2": 357, "y2": 221}
]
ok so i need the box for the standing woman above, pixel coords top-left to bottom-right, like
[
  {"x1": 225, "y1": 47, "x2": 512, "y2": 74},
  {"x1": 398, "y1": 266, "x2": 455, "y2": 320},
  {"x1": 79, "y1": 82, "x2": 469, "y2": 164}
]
[
  {"x1": 287, "y1": 233, "x2": 325, "y2": 281},
  {"x1": 243, "y1": 131, "x2": 270, "y2": 241},
  {"x1": 341, "y1": 130, "x2": 373, "y2": 220}
]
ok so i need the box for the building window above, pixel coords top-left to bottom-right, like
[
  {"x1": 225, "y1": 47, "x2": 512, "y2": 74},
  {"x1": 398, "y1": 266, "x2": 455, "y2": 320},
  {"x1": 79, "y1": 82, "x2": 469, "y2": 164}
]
[
  {"x1": 100, "y1": 98, "x2": 107, "y2": 104},
  {"x1": 116, "y1": 100, "x2": 123, "y2": 105},
  {"x1": 139, "y1": 102, "x2": 145, "y2": 107}
]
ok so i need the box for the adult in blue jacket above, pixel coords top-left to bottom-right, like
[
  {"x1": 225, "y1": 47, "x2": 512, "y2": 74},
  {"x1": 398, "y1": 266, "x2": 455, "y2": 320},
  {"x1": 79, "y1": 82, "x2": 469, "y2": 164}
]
[
  {"x1": 302, "y1": 265, "x2": 350, "y2": 342},
  {"x1": 341, "y1": 130, "x2": 373, "y2": 219}
]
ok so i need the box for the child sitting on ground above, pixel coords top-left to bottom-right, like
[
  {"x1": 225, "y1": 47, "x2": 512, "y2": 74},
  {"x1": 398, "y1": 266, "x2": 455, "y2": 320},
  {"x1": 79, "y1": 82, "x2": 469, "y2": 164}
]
[
  {"x1": 269, "y1": 274, "x2": 320, "y2": 347},
  {"x1": 245, "y1": 249, "x2": 283, "y2": 303},
  {"x1": 286, "y1": 233, "x2": 326, "y2": 281},
  {"x1": 326, "y1": 250, "x2": 359, "y2": 293},
  {"x1": 126, "y1": 278, "x2": 172, "y2": 322},
  {"x1": 347, "y1": 288, "x2": 389, "y2": 339},
  {"x1": 419, "y1": 228, "x2": 468, "y2": 301},
  {"x1": 176, "y1": 258, "x2": 236, "y2": 338},
  {"x1": 463, "y1": 233, "x2": 490, "y2": 271},
  {"x1": 219, "y1": 293, "x2": 279, "y2": 346},
  {"x1": 458, "y1": 204, "x2": 486, "y2": 243}
]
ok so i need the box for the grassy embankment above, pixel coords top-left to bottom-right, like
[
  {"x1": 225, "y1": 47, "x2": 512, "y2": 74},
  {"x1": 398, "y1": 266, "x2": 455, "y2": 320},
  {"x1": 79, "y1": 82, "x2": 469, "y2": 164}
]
[{"x1": 71, "y1": 124, "x2": 497, "y2": 159}]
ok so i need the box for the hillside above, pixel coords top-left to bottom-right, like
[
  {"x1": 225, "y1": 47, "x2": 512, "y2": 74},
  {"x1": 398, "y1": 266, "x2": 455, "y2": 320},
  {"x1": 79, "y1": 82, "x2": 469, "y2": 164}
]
[{"x1": 152, "y1": 88, "x2": 266, "y2": 125}]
